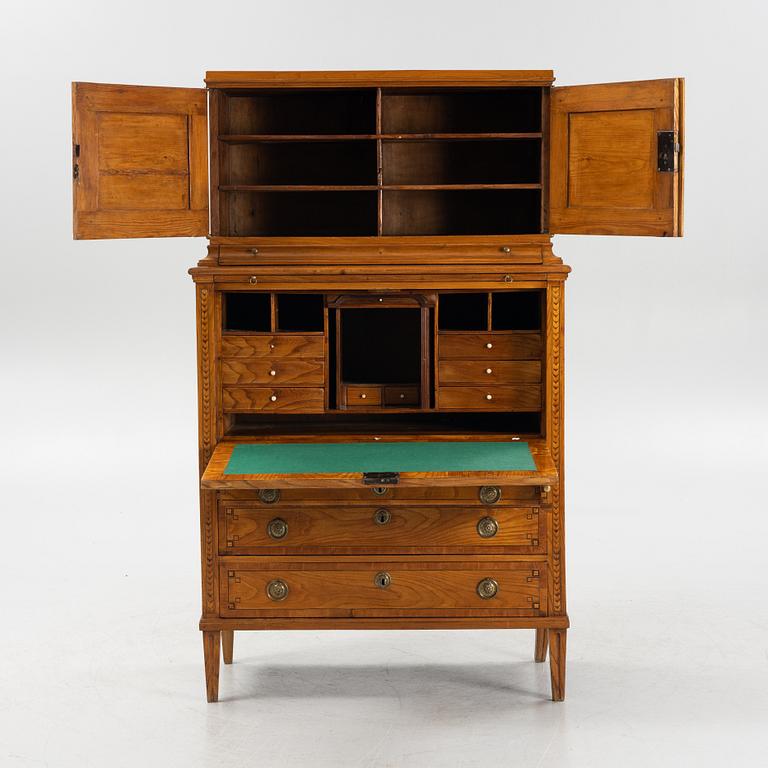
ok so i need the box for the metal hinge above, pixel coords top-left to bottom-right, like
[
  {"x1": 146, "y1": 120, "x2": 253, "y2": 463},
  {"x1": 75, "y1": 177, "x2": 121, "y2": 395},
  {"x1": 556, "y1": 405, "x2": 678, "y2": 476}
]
[
  {"x1": 657, "y1": 131, "x2": 680, "y2": 172},
  {"x1": 73, "y1": 144, "x2": 80, "y2": 180},
  {"x1": 362, "y1": 472, "x2": 400, "y2": 486}
]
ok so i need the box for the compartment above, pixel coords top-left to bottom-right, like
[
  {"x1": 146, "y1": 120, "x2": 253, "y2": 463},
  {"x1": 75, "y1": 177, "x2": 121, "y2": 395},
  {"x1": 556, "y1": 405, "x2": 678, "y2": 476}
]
[
  {"x1": 438, "y1": 293, "x2": 489, "y2": 331},
  {"x1": 220, "y1": 558, "x2": 547, "y2": 617},
  {"x1": 223, "y1": 293, "x2": 271, "y2": 332},
  {"x1": 223, "y1": 89, "x2": 377, "y2": 135},
  {"x1": 218, "y1": 504, "x2": 545, "y2": 554},
  {"x1": 276, "y1": 293, "x2": 325, "y2": 332},
  {"x1": 382, "y1": 189, "x2": 541, "y2": 236},
  {"x1": 492, "y1": 291, "x2": 543, "y2": 331},
  {"x1": 382, "y1": 139, "x2": 541, "y2": 185},
  {"x1": 224, "y1": 141, "x2": 377, "y2": 186},
  {"x1": 380, "y1": 88, "x2": 542, "y2": 134},
  {"x1": 223, "y1": 191, "x2": 378, "y2": 236}
]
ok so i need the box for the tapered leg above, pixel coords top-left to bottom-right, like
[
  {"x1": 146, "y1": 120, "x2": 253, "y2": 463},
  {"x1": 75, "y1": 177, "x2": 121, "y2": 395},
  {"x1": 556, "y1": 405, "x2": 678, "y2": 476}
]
[
  {"x1": 535, "y1": 628, "x2": 549, "y2": 662},
  {"x1": 548, "y1": 628, "x2": 566, "y2": 701},
  {"x1": 221, "y1": 630, "x2": 234, "y2": 665},
  {"x1": 203, "y1": 630, "x2": 221, "y2": 702}
]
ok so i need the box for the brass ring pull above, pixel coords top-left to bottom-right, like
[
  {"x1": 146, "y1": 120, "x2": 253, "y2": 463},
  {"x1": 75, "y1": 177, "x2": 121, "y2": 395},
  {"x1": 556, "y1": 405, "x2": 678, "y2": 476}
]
[
  {"x1": 476, "y1": 577, "x2": 499, "y2": 600},
  {"x1": 373, "y1": 508, "x2": 391, "y2": 525},
  {"x1": 476, "y1": 516, "x2": 499, "y2": 538},
  {"x1": 248, "y1": 275, "x2": 258, "y2": 284},
  {"x1": 258, "y1": 489, "x2": 281, "y2": 504},
  {"x1": 374, "y1": 571, "x2": 391, "y2": 589},
  {"x1": 266, "y1": 578, "x2": 289, "y2": 601},
  {"x1": 267, "y1": 518, "x2": 288, "y2": 539},
  {"x1": 479, "y1": 486, "x2": 502, "y2": 505}
]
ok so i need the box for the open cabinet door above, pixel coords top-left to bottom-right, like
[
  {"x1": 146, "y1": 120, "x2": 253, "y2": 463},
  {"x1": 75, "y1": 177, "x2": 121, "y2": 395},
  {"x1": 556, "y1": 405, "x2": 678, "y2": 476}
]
[
  {"x1": 72, "y1": 83, "x2": 208, "y2": 239},
  {"x1": 550, "y1": 78, "x2": 684, "y2": 236}
]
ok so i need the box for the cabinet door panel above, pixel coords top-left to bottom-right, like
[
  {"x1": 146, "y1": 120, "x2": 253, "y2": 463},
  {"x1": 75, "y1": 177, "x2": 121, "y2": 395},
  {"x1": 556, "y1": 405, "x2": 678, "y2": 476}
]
[
  {"x1": 550, "y1": 78, "x2": 683, "y2": 236},
  {"x1": 72, "y1": 83, "x2": 208, "y2": 239}
]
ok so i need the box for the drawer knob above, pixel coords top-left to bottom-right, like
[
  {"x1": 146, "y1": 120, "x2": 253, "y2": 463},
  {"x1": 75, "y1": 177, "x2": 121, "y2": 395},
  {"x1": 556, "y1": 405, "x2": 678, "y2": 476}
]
[
  {"x1": 476, "y1": 577, "x2": 499, "y2": 600},
  {"x1": 270, "y1": 394, "x2": 278, "y2": 402},
  {"x1": 373, "y1": 508, "x2": 391, "y2": 525},
  {"x1": 501, "y1": 246, "x2": 511, "y2": 254},
  {"x1": 360, "y1": 393, "x2": 367, "y2": 399},
  {"x1": 374, "y1": 571, "x2": 391, "y2": 589},
  {"x1": 486, "y1": 342, "x2": 493, "y2": 349},
  {"x1": 486, "y1": 368, "x2": 493, "y2": 374},
  {"x1": 267, "y1": 517, "x2": 288, "y2": 539},
  {"x1": 477, "y1": 516, "x2": 499, "y2": 538},
  {"x1": 399, "y1": 393, "x2": 405, "y2": 399},
  {"x1": 269, "y1": 369, "x2": 277, "y2": 376},
  {"x1": 479, "y1": 486, "x2": 502, "y2": 505},
  {"x1": 258, "y1": 489, "x2": 281, "y2": 504},
  {"x1": 269, "y1": 343, "x2": 276, "y2": 350},
  {"x1": 486, "y1": 394, "x2": 493, "y2": 401},
  {"x1": 266, "y1": 578, "x2": 289, "y2": 601},
  {"x1": 250, "y1": 248, "x2": 259, "y2": 255},
  {"x1": 503, "y1": 274, "x2": 513, "y2": 283},
  {"x1": 248, "y1": 276, "x2": 258, "y2": 284}
]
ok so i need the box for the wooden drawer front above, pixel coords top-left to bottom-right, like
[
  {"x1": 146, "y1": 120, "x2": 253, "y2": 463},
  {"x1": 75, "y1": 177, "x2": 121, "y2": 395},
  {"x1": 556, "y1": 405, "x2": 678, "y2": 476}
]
[
  {"x1": 439, "y1": 332, "x2": 542, "y2": 360},
  {"x1": 437, "y1": 385, "x2": 542, "y2": 411},
  {"x1": 222, "y1": 387, "x2": 325, "y2": 413},
  {"x1": 383, "y1": 385, "x2": 419, "y2": 406},
  {"x1": 220, "y1": 485, "x2": 543, "y2": 505},
  {"x1": 221, "y1": 559, "x2": 547, "y2": 617},
  {"x1": 344, "y1": 385, "x2": 382, "y2": 406},
  {"x1": 221, "y1": 334, "x2": 324, "y2": 358},
  {"x1": 439, "y1": 360, "x2": 541, "y2": 385},
  {"x1": 221, "y1": 359, "x2": 325, "y2": 385},
  {"x1": 220, "y1": 505, "x2": 544, "y2": 554}
]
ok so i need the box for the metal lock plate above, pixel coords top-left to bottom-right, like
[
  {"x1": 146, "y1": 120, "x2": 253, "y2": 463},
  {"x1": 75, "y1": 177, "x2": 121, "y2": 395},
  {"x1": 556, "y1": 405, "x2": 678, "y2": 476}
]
[
  {"x1": 267, "y1": 518, "x2": 288, "y2": 539},
  {"x1": 374, "y1": 571, "x2": 391, "y2": 589},
  {"x1": 266, "y1": 578, "x2": 289, "y2": 601},
  {"x1": 259, "y1": 488, "x2": 281, "y2": 504},
  {"x1": 476, "y1": 577, "x2": 499, "y2": 599},
  {"x1": 479, "y1": 486, "x2": 502, "y2": 505},
  {"x1": 476, "y1": 516, "x2": 499, "y2": 538},
  {"x1": 373, "y1": 508, "x2": 391, "y2": 525}
]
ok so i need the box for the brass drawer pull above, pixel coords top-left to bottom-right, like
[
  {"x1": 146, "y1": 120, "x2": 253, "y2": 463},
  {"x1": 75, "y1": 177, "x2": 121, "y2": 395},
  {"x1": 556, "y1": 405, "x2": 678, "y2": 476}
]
[
  {"x1": 479, "y1": 486, "x2": 502, "y2": 505},
  {"x1": 266, "y1": 578, "x2": 289, "y2": 601},
  {"x1": 374, "y1": 571, "x2": 391, "y2": 589},
  {"x1": 373, "y1": 508, "x2": 391, "y2": 525},
  {"x1": 476, "y1": 577, "x2": 499, "y2": 600},
  {"x1": 267, "y1": 518, "x2": 288, "y2": 539},
  {"x1": 258, "y1": 489, "x2": 281, "y2": 504},
  {"x1": 476, "y1": 516, "x2": 499, "y2": 538}
]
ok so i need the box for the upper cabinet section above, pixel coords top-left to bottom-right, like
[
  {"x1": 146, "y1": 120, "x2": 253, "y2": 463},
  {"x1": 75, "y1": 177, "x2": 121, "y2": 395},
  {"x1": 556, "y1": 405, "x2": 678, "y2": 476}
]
[
  {"x1": 72, "y1": 83, "x2": 208, "y2": 239},
  {"x1": 549, "y1": 79, "x2": 684, "y2": 237}
]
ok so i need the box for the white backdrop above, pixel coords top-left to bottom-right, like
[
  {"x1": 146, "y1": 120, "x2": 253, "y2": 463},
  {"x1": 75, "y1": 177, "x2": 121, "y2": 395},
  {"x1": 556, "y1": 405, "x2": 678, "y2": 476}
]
[{"x1": 1, "y1": 1, "x2": 767, "y2": 766}]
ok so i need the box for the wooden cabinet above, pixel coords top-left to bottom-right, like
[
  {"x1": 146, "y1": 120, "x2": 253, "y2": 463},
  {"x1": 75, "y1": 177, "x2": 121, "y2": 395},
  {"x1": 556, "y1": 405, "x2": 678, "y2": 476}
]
[{"x1": 70, "y1": 69, "x2": 685, "y2": 703}]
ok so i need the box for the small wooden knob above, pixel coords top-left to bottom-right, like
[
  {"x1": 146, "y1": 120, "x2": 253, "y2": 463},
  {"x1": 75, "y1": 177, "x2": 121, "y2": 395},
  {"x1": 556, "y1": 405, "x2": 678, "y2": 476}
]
[{"x1": 270, "y1": 394, "x2": 278, "y2": 402}]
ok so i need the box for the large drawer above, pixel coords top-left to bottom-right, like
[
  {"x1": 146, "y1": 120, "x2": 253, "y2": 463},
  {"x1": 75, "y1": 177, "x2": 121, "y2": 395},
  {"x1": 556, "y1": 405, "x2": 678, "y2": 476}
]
[
  {"x1": 222, "y1": 387, "x2": 325, "y2": 413},
  {"x1": 438, "y1": 332, "x2": 542, "y2": 360},
  {"x1": 219, "y1": 503, "x2": 545, "y2": 554},
  {"x1": 221, "y1": 359, "x2": 325, "y2": 385},
  {"x1": 220, "y1": 334, "x2": 324, "y2": 358},
  {"x1": 438, "y1": 360, "x2": 541, "y2": 385},
  {"x1": 220, "y1": 558, "x2": 548, "y2": 617},
  {"x1": 437, "y1": 385, "x2": 542, "y2": 411}
]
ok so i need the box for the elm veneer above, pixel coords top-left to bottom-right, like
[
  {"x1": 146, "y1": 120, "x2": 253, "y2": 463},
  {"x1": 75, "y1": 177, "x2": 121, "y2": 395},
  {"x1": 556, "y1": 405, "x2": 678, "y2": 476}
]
[{"x1": 71, "y1": 69, "x2": 684, "y2": 703}]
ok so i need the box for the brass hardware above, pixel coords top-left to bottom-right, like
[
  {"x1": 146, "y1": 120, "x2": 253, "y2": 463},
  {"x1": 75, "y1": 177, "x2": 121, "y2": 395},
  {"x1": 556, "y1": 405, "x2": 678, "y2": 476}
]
[
  {"x1": 542, "y1": 485, "x2": 551, "y2": 493},
  {"x1": 476, "y1": 577, "x2": 499, "y2": 599},
  {"x1": 267, "y1": 518, "x2": 288, "y2": 539},
  {"x1": 363, "y1": 472, "x2": 399, "y2": 486},
  {"x1": 477, "y1": 516, "x2": 499, "y2": 538},
  {"x1": 73, "y1": 163, "x2": 79, "y2": 180},
  {"x1": 374, "y1": 571, "x2": 391, "y2": 589},
  {"x1": 270, "y1": 394, "x2": 278, "y2": 402},
  {"x1": 371, "y1": 486, "x2": 388, "y2": 496},
  {"x1": 485, "y1": 393, "x2": 493, "y2": 400},
  {"x1": 479, "y1": 486, "x2": 502, "y2": 505},
  {"x1": 248, "y1": 276, "x2": 258, "y2": 284},
  {"x1": 486, "y1": 342, "x2": 493, "y2": 349},
  {"x1": 250, "y1": 248, "x2": 259, "y2": 255},
  {"x1": 266, "y1": 579, "x2": 289, "y2": 601},
  {"x1": 360, "y1": 393, "x2": 367, "y2": 399},
  {"x1": 503, "y1": 274, "x2": 513, "y2": 283},
  {"x1": 269, "y1": 369, "x2": 277, "y2": 376},
  {"x1": 258, "y1": 489, "x2": 281, "y2": 504},
  {"x1": 486, "y1": 368, "x2": 493, "y2": 374},
  {"x1": 373, "y1": 508, "x2": 391, "y2": 525},
  {"x1": 501, "y1": 246, "x2": 511, "y2": 253}
]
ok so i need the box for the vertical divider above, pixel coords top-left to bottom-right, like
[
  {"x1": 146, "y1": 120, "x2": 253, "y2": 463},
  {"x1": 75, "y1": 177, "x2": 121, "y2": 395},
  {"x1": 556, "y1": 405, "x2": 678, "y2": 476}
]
[
  {"x1": 376, "y1": 88, "x2": 383, "y2": 235},
  {"x1": 487, "y1": 292, "x2": 493, "y2": 332},
  {"x1": 540, "y1": 86, "x2": 550, "y2": 234},
  {"x1": 270, "y1": 293, "x2": 277, "y2": 333}
]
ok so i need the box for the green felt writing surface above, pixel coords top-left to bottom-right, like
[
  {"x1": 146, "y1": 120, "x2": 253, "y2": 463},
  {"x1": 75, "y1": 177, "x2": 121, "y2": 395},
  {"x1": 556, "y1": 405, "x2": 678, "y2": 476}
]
[{"x1": 224, "y1": 441, "x2": 536, "y2": 475}]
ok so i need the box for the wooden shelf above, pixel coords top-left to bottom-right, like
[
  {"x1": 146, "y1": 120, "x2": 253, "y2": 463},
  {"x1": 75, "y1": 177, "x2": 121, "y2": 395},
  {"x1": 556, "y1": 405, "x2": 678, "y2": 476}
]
[{"x1": 219, "y1": 133, "x2": 542, "y2": 142}]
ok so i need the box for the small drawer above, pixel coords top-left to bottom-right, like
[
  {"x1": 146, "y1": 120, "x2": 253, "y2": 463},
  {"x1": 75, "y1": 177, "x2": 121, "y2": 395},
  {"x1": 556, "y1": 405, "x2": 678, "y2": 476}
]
[
  {"x1": 219, "y1": 504, "x2": 545, "y2": 554},
  {"x1": 437, "y1": 385, "x2": 542, "y2": 410},
  {"x1": 343, "y1": 385, "x2": 382, "y2": 406},
  {"x1": 221, "y1": 334, "x2": 324, "y2": 359},
  {"x1": 220, "y1": 558, "x2": 547, "y2": 617},
  {"x1": 438, "y1": 332, "x2": 542, "y2": 360},
  {"x1": 438, "y1": 360, "x2": 541, "y2": 385},
  {"x1": 222, "y1": 387, "x2": 325, "y2": 413},
  {"x1": 383, "y1": 386, "x2": 420, "y2": 406},
  {"x1": 221, "y1": 359, "x2": 325, "y2": 385}
]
